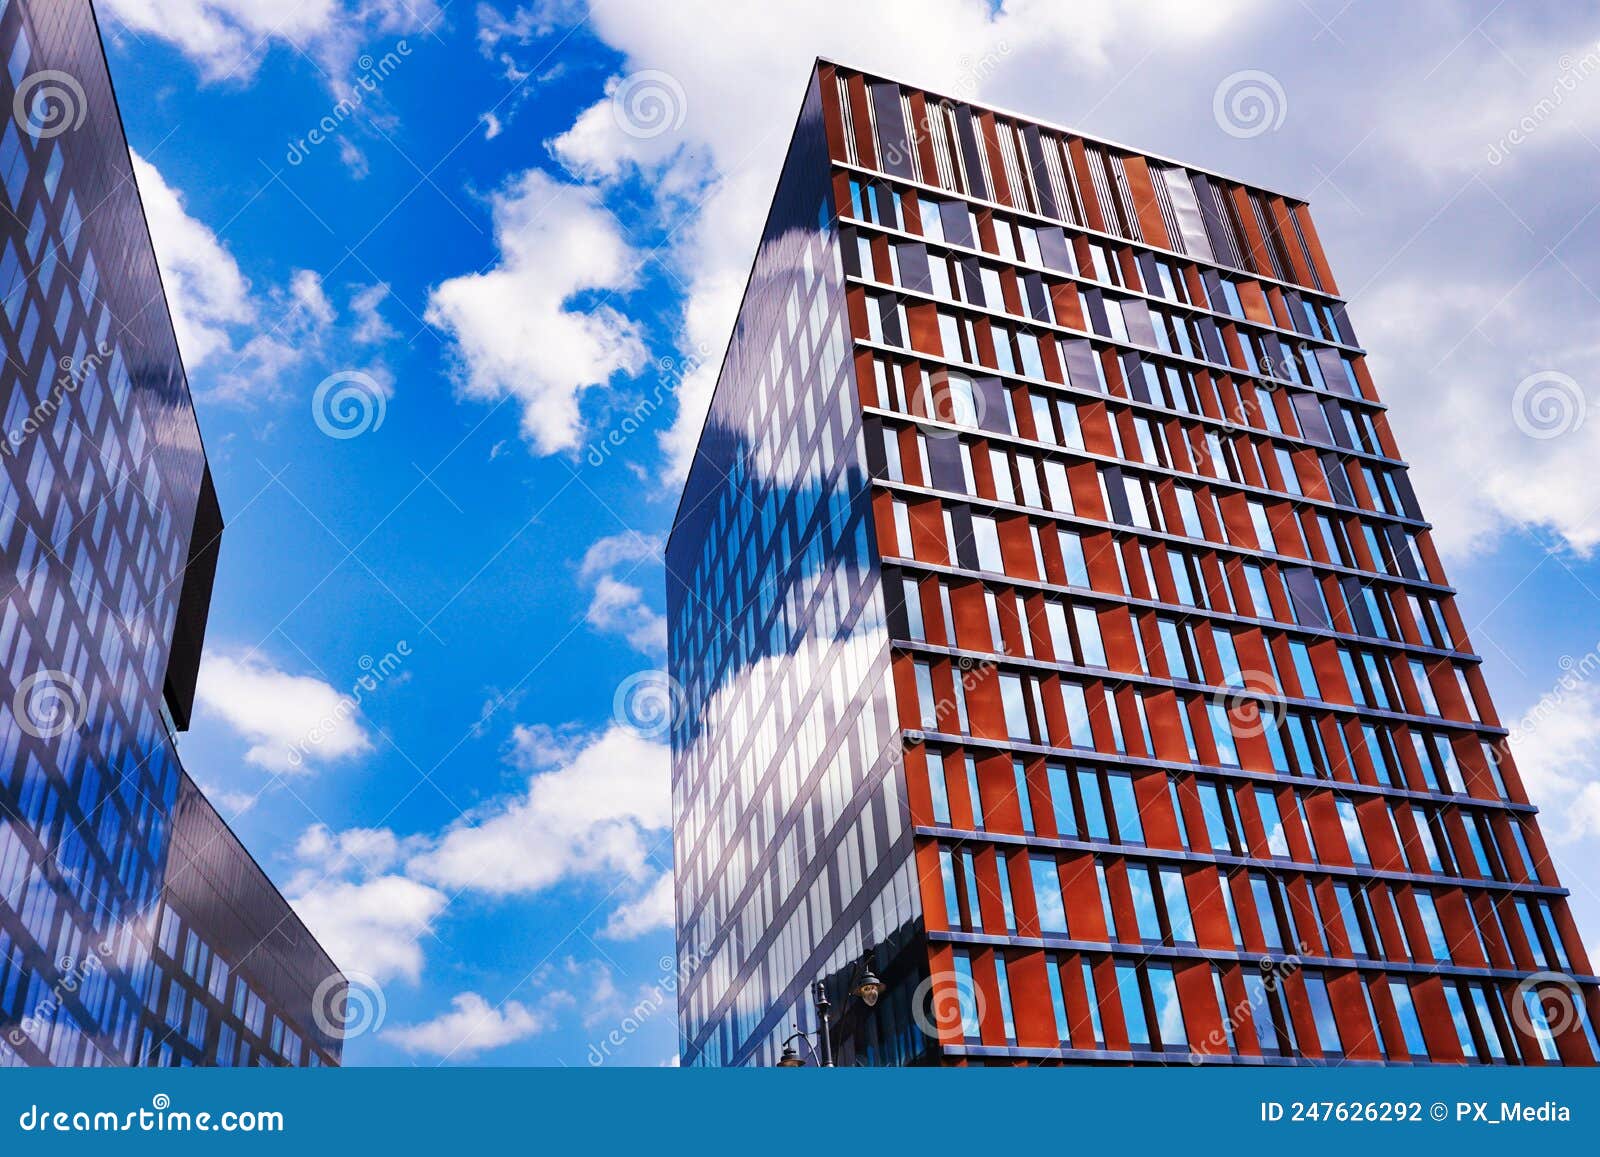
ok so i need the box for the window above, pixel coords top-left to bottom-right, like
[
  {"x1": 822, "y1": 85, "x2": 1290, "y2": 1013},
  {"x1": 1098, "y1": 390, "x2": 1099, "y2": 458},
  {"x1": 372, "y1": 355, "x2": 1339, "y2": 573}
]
[
  {"x1": 1255, "y1": 788, "x2": 1290, "y2": 857},
  {"x1": 1012, "y1": 759, "x2": 1035, "y2": 833},
  {"x1": 1127, "y1": 867, "x2": 1162, "y2": 941},
  {"x1": 1160, "y1": 867, "x2": 1195, "y2": 943},
  {"x1": 927, "y1": 752, "x2": 952, "y2": 824},
  {"x1": 1106, "y1": 771, "x2": 1144, "y2": 843},
  {"x1": 1078, "y1": 767, "x2": 1110, "y2": 840},
  {"x1": 1046, "y1": 961, "x2": 1071, "y2": 1044},
  {"x1": 952, "y1": 951, "x2": 982, "y2": 1039},
  {"x1": 993, "y1": 954, "x2": 1018, "y2": 1041},
  {"x1": 1116, "y1": 963, "x2": 1151, "y2": 1049},
  {"x1": 999, "y1": 674, "x2": 1032, "y2": 740},
  {"x1": 1061, "y1": 682, "x2": 1095, "y2": 747},
  {"x1": 973, "y1": 515, "x2": 1005, "y2": 572},
  {"x1": 1031, "y1": 856, "x2": 1068, "y2": 934},
  {"x1": 1147, "y1": 965, "x2": 1188, "y2": 1050},
  {"x1": 1414, "y1": 890, "x2": 1452, "y2": 964},
  {"x1": 1387, "y1": 979, "x2": 1430, "y2": 1059},
  {"x1": 1335, "y1": 798, "x2": 1369, "y2": 865},
  {"x1": 1302, "y1": 972, "x2": 1343, "y2": 1056}
]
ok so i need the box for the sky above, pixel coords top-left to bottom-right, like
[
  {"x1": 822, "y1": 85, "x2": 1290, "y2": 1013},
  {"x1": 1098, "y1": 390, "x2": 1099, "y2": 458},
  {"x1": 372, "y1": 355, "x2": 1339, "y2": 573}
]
[{"x1": 94, "y1": 0, "x2": 1600, "y2": 1066}]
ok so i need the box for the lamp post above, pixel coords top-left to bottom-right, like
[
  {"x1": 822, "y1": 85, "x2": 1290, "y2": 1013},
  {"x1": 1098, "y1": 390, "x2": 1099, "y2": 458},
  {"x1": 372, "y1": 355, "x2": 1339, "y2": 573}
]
[{"x1": 774, "y1": 945, "x2": 886, "y2": 1067}]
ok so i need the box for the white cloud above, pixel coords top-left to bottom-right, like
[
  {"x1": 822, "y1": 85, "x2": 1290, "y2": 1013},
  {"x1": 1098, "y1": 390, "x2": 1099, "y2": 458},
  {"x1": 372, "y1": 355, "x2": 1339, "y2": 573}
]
[
  {"x1": 295, "y1": 822, "x2": 415, "y2": 876},
  {"x1": 1359, "y1": 276, "x2": 1600, "y2": 555},
  {"x1": 602, "y1": 871, "x2": 674, "y2": 939},
  {"x1": 1508, "y1": 676, "x2": 1600, "y2": 844},
  {"x1": 196, "y1": 653, "x2": 373, "y2": 773},
  {"x1": 408, "y1": 724, "x2": 670, "y2": 895},
  {"x1": 579, "y1": 532, "x2": 666, "y2": 655},
  {"x1": 290, "y1": 269, "x2": 336, "y2": 328},
  {"x1": 586, "y1": 575, "x2": 668, "y2": 655},
  {"x1": 534, "y1": 0, "x2": 1265, "y2": 481},
  {"x1": 131, "y1": 151, "x2": 252, "y2": 368},
  {"x1": 133, "y1": 154, "x2": 395, "y2": 405},
  {"x1": 99, "y1": 0, "x2": 437, "y2": 83},
  {"x1": 285, "y1": 722, "x2": 672, "y2": 986},
  {"x1": 289, "y1": 874, "x2": 448, "y2": 984},
  {"x1": 386, "y1": 992, "x2": 547, "y2": 1058},
  {"x1": 350, "y1": 282, "x2": 399, "y2": 344},
  {"x1": 425, "y1": 169, "x2": 650, "y2": 455}
]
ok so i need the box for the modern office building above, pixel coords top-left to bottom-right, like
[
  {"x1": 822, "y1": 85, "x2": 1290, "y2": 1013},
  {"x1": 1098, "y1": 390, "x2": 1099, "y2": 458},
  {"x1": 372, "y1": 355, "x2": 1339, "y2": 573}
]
[
  {"x1": 0, "y1": 0, "x2": 341, "y2": 1066},
  {"x1": 667, "y1": 59, "x2": 1598, "y2": 1067}
]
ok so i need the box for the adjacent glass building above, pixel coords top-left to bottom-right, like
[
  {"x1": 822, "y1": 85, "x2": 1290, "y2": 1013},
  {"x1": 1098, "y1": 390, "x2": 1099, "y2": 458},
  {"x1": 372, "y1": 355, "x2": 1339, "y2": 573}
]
[
  {"x1": 0, "y1": 0, "x2": 341, "y2": 1066},
  {"x1": 668, "y1": 59, "x2": 1598, "y2": 1066}
]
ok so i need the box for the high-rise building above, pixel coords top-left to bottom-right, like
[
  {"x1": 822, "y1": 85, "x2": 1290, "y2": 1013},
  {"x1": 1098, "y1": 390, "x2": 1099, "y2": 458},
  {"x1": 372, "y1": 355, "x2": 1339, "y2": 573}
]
[
  {"x1": 0, "y1": 0, "x2": 341, "y2": 1066},
  {"x1": 667, "y1": 59, "x2": 1598, "y2": 1067}
]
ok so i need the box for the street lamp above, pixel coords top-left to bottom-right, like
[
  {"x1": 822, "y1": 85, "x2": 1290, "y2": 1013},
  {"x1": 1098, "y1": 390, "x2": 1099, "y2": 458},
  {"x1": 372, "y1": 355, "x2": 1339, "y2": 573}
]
[{"x1": 774, "y1": 945, "x2": 886, "y2": 1067}]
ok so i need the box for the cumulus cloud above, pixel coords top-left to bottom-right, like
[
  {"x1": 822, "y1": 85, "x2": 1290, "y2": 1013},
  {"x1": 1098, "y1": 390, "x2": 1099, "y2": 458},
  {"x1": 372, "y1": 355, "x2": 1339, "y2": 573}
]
[
  {"x1": 1360, "y1": 275, "x2": 1600, "y2": 555},
  {"x1": 1508, "y1": 676, "x2": 1600, "y2": 844},
  {"x1": 284, "y1": 722, "x2": 671, "y2": 986},
  {"x1": 131, "y1": 150, "x2": 252, "y2": 367},
  {"x1": 386, "y1": 992, "x2": 547, "y2": 1058},
  {"x1": 409, "y1": 724, "x2": 670, "y2": 894},
  {"x1": 132, "y1": 153, "x2": 394, "y2": 403},
  {"x1": 289, "y1": 874, "x2": 448, "y2": 984},
  {"x1": 425, "y1": 169, "x2": 650, "y2": 454},
  {"x1": 195, "y1": 653, "x2": 373, "y2": 773},
  {"x1": 532, "y1": 0, "x2": 1266, "y2": 481},
  {"x1": 578, "y1": 532, "x2": 666, "y2": 655},
  {"x1": 99, "y1": 0, "x2": 438, "y2": 83},
  {"x1": 602, "y1": 870, "x2": 674, "y2": 939}
]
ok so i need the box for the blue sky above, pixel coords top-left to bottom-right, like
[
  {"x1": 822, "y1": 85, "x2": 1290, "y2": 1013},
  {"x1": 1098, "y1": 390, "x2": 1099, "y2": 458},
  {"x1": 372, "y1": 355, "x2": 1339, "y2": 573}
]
[{"x1": 96, "y1": 0, "x2": 1600, "y2": 1065}]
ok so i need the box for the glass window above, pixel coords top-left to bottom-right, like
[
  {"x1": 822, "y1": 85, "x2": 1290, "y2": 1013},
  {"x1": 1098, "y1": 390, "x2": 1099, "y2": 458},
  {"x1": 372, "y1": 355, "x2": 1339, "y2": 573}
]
[
  {"x1": 1046, "y1": 961, "x2": 1071, "y2": 1044},
  {"x1": 999, "y1": 674, "x2": 1032, "y2": 740},
  {"x1": 1062, "y1": 682, "x2": 1095, "y2": 747},
  {"x1": 1255, "y1": 788, "x2": 1290, "y2": 857},
  {"x1": 1335, "y1": 798, "x2": 1369, "y2": 865},
  {"x1": 1414, "y1": 890, "x2": 1452, "y2": 963},
  {"x1": 1078, "y1": 768, "x2": 1109, "y2": 840},
  {"x1": 1031, "y1": 856, "x2": 1068, "y2": 934},
  {"x1": 973, "y1": 515, "x2": 1005, "y2": 572},
  {"x1": 1303, "y1": 972, "x2": 1343, "y2": 1056},
  {"x1": 952, "y1": 951, "x2": 982, "y2": 1039},
  {"x1": 1148, "y1": 965, "x2": 1187, "y2": 1049},
  {"x1": 1387, "y1": 980, "x2": 1430, "y2": 1058},
  {"x1": 1128, "y1": 868, "x2": 1162, "y2": 941},
  {"x1": 1107, "y1": 771, "x2": 1144, "y2": 843},
  {"x1": 1116, "y1": 963, "x2": 1150, "y2": 1048},
  {"x1": 1161, "y1": 867, "x2": 1194, "y2": 942},
  {"x1": 927, "y1": 753, "x2": 952, "y2": 824}
]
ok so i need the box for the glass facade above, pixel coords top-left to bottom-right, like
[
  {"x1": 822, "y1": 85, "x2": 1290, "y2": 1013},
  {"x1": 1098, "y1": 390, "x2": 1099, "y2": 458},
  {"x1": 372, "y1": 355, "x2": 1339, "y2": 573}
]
[
  {"x1": 670, "y1": 59, "x2": 1599, "y2": 1066},
  {"x1": 0, "y1": 0, "x2": 339, "y2": 1067}
]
